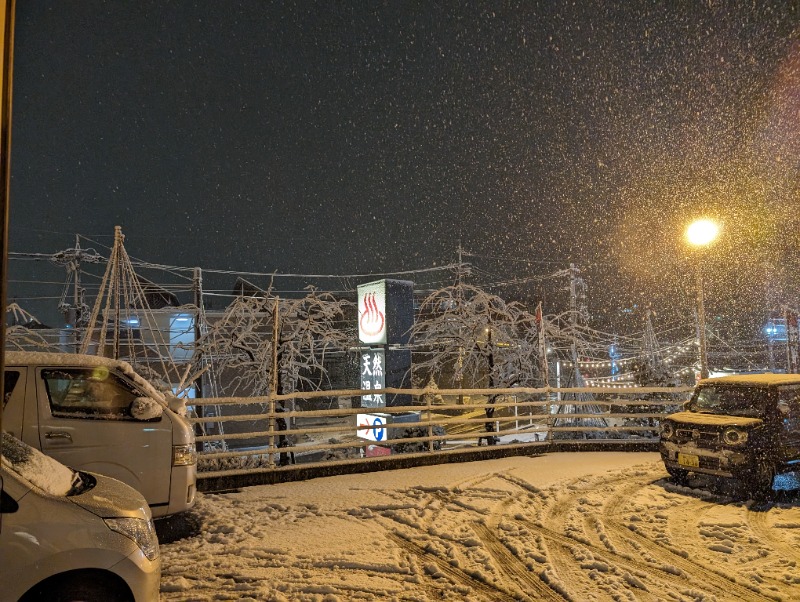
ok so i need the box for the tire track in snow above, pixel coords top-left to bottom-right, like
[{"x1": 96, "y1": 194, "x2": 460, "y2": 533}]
[
  {"x1": 500, "y1": 467, "x2": 783, "y2": 601},
  {"x1": 387, "y1": 531, "x2": 520, "y2": 602},
  {"x1": 603, "y1": 504, "x2": 781, "y2": 601},
  {"x1": 746, "y1": 503, "x2": 800, "y2": 563},
  {"x1": 523, "y1": 517, "x2": 787, "y2": 601},
  {"x1": 471, "y1": 521, "x2": 567, "y2": 602},
  {"x1": 599, "y1": 472, "x2": 786, "y2": 600}
]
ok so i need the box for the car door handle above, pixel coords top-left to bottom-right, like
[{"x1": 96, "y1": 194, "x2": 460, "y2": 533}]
[{"x1": 44, "y1": 431, "x2": 73, "y2": 441}]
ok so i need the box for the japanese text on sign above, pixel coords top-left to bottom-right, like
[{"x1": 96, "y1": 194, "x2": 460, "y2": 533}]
[{"x1": 360, "y1": 349, "x2": 385, "y2": 408}]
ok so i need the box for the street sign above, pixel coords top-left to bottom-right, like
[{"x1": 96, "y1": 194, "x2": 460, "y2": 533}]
[{"x1": 356, "y1": 413, "x2": 387, "y2": 442}]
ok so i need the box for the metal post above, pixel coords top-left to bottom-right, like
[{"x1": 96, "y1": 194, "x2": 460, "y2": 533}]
[
  {"x1": 268, "y1": 297, "x2": 280, "y2": 468},
  {"x1": 785, "y1": 306, "x2": 798, "y2": 374},
  {"x1": 426, "y1": 385, "x2": 433, "y2": 453},
  {"x1": 0, "y1": 0, "x2": 16, "y2": 438},
  {"x1": 696, "y1": 264, "x2": 709, "y2": 380}
]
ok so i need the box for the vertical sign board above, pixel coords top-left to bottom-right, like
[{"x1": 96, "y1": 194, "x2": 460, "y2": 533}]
[
  {"x1": 357, "y1": 279, "x2": 414, "y2": 406},
  {"x1": 356, "y1": 280, "x2": 414, "y2": 453},
  {"x1": 359, "y1": 348, "x2": 385, "y2": 409}
]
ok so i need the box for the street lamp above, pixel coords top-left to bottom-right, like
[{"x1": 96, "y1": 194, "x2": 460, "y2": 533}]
[{"x1": 685, "y1": 218, "x2": 720, "y2": 380}]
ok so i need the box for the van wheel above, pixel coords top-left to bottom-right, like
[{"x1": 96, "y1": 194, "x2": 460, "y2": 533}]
[
  {"x1": 748, "y1": 462, "x2": 775, "y2": 500},
  {"x1": 666, "y1": 465, "x2": 689, "y2": 485}
]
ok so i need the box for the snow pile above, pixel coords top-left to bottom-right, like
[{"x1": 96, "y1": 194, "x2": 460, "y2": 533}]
[{"x1": 160, "y1": 452, "x2": 800, "y2": 601}]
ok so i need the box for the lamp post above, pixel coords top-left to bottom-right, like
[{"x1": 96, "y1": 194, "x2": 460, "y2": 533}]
[{"x1": 685, "y1": 219, "x2": 720, "y2": 380}]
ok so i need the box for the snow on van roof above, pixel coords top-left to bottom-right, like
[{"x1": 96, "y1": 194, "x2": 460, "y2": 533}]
[
  {"x1": 4, "y1": 351, "x2": 167, "y2": 406},
  {"x1": 6, "y1": 350, "x2": 132, "y2": 369},
  {"x1": 1, "y1": 432, "x2": 76, "y2": 496},
  {"x1": 698, "y1": 373, "x2": 800, "y2": 386}
]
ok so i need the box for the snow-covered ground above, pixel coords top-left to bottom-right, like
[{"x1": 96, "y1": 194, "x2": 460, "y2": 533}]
[{"x1": 159, "y1": 452, "x2": 800, "y2": 601}]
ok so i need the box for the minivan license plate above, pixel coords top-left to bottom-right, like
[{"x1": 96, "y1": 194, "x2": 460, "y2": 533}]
[{"x1": 678, "y1": 453, "x2": 700, "y2": 468}]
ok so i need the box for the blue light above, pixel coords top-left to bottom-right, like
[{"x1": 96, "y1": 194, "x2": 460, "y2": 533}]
[{"x1": 763, "y1": 319, "x2": 787, "y2": 342}]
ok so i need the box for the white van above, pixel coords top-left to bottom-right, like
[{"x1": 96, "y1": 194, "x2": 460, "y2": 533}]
[
  {"x1": 1, "y1": 432, "x2": 161, "y2": 601},
  {"x1": 3, "y1": 351, "x2": 197, "y2": 518}
]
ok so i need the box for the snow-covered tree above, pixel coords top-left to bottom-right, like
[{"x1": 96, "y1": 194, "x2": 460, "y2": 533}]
[
  {"x1": 193, "y1": 286, "x2": 355, "y2": 398},
  {"x1": 5, "y1": 304, "x2": 58, "y2": 351},
  {"x1": 411, "y1": 283, "x2": 540, "y2": 390},
  {"x1": 410, "y1": 281, "x2": 540, "y2": 443}
]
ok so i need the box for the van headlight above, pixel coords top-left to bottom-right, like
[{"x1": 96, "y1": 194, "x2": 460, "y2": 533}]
[
  {"x1": 105, "y1": 517, "x2": 160, "y2": 561},
  {"x1": 722, "y1": 427, "x2": 748, "y2": 446},
  {"x1": 660, "y1": 421, "x2": 674, "y2": 440},
  {"x1": 173, "y1": 443, "x2": 197, "y2": 466}
]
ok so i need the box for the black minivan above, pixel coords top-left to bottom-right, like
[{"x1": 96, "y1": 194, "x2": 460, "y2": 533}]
[{"x1": 660, "y1": 374, "x2": 800, "y2": 496}]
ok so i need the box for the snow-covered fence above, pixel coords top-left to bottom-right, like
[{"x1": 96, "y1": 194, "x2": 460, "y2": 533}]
[{"x1": 188, "y1": 385, "x2": 693, "y2": 484}]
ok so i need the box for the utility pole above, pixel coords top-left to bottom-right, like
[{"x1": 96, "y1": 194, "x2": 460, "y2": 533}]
[
  {"x1": 568, "y1": 264, "x2": 582, "y2": 385},
  {"x1": 0, "y1": 0, "x2": 15, "y2": 438},
  {"x1": 192, "y1": 267, "x2": 204, "y2": 398},
  {"x1": 536, "y1": 301, "x2": 548, "y2": 386},
  {"x1": 785, "y1": 306, "x2": 799, "y2": 373},
  {"x1": 456, "y1": 244, "x2": 464, "y2": 404},
  {"x1": 53, "y1": 236, "x2": 101, "y2": 329}
]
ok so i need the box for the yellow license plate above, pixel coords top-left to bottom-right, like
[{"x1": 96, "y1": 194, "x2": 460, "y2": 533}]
[{"x1": 678, "y1": 453, "x2": 700, "y2": 468}]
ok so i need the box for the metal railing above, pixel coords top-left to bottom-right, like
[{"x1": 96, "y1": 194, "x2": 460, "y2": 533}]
[{"x1": 187, "y1": 386, "x2": 693, "y2": 489}]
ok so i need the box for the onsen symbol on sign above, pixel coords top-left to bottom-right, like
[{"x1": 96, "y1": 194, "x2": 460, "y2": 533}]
[{"x1": 359, "y1": 292, "x2": 385, "y2": 337}]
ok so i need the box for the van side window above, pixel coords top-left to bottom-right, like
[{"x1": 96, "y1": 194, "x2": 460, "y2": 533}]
[
  {"x1": 3, "y1": 371, "x2": 20, "y2": 408},
  {"x1": 42, "y1": 368, "x2": 143, "y2": 421}
]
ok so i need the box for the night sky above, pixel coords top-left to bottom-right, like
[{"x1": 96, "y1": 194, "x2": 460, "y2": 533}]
[{"x1": 7, "y1": 2, "x2": 800, "y2": 332}]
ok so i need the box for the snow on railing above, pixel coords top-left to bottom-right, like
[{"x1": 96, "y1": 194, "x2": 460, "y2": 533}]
[{"x1": 187, "y1": 386, "x2": 692, "y2": 479}]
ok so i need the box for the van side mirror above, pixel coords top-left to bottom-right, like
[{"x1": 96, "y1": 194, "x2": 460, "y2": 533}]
[{"x1": 129, "y1": 397, "x2": 164, "y2": 421}]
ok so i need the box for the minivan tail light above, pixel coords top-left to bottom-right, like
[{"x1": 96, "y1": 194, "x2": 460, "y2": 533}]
[{"x1": 173, "y1": 444, "x2": 197, "y2": 466}]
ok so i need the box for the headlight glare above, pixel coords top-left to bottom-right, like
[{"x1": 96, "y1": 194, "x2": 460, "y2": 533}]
[{"x1": 105, "y1": 517, "x2": 160, "y2": 561}]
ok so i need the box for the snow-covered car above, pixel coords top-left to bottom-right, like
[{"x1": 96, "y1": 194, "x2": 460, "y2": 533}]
[
  {"x1": 659, "y1": 373, "x2": 800, "y2": 496},
  {"x1": 0, "y1": 432, "x2": 161, "y2": 601},
  {"x1": 3, "y1": 351, "x2": 197, "y2": 517}
]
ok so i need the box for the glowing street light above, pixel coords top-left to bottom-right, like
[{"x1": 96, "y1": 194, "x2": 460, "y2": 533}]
[
  {"x1": 685, "y1": 218, "x2": 720, "y2": 380},
  {"x1": 685, "y1": 218, "x2": 720, "y2": 247}
]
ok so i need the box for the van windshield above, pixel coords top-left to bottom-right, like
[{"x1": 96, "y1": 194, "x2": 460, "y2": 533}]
[{"x1": 691, "y1": 385, "x2": 768, "y2": 418}]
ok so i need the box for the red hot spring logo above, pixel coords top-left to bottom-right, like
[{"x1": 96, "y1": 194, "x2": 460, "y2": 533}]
[{"x1": 360, "y1": 292, "x2": 385, "y2": 337}]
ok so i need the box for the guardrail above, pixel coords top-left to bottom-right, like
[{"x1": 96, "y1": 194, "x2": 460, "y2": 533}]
[{"x1": 187, "y1": 386, "x2": 693, "y2": 491}]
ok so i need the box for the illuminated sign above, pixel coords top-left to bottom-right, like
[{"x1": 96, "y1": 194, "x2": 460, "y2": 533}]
[
  {"x1": 357, "y1": 280, "x2": 387, "y2": 344},
  {"x1": 360, "y1": 348, "x2": 385, "y2": 408}
]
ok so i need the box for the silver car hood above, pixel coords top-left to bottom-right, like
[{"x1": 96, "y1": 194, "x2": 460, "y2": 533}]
[{"x1": 71, "y1": 471, "x2": 152, "y2": 520}]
